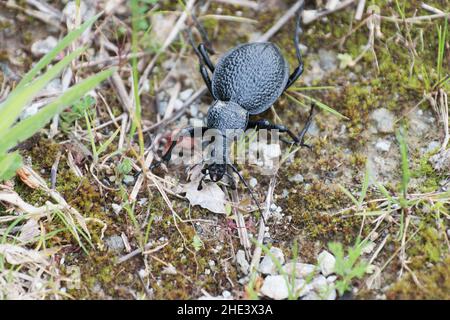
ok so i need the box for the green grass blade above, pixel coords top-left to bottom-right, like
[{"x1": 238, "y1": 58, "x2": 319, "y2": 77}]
[
  {"x1": 84, "y1": 109, "x2": 97, "y2": 160},
  {"x1": 0, "y1": 47, "x2": 86, "y2": 136},
  {"x1": 0, "y1": 152, "x2": 23, "y2": 181},
  {"x1": 358, "y1": 164, "x2": 371, "y2": 206},
  {"x1": 97, "y1": 128, "x2": 120, "y2": 156},
  {"x1": 437, "y1": 18, "x2": 448, "y2": 82},
  {"x1": 374, "y1": 181, "x2": 396, "y2": 205},
  {"x1": 338, "y1": 184, "x2": 359, "y2": 206},
  {"x1": 396, "y1": 127, "x2": 410, "y2": 201},
  {"x1": 0, "y1": 68, "x2": 115, "y2": 154},
  {"x1": 130, "y1": 0, "x2": 145, "y2": 156},
  {"x1": 355, "y1": 210, "x2": 394, "y2": 217},
  {"x1": 288, "y1": 86, "x2": 335, "y2": 91},
  {"x1": 285, "y1": 92, "x2": 348, "y2": 120},
  {"x1": 16, "y1": 13, "x2": 101, "y2": 89}
]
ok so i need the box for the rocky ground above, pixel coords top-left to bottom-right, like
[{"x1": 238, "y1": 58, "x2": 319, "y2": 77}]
[{"x1": 0, "y1": 0, "x2": 449, "y2": 299}]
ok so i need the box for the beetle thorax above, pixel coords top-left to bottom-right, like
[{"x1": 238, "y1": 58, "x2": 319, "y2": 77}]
[{"x1": 207, "y1": 100, "x2": 249, "y2": 132}]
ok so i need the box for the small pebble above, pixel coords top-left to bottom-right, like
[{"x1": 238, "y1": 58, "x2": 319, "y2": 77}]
[
  {"x1": 282, "y1": 262, "x2": 317, "y2": 279},
  {"x1": 370, "y1": 108, "x2": 395, "y2": 133},
  {"x1": 31, "y1": 36, "x2": 58, "y2": 57},
  {"x1": 258, "y1": 247, "x2": 285, "y2": 275},
  {"x1": 179, "y1": 88, "x2": 194, "y2": 101},
  {"x1": 422, "y1": 141, "x2": 440, "y2": 154},
  {"x1": 375, "y1": 139, "x2": 391, "y2": 152},
  {"x1": 289, "y1": 173, "x2": 304, "y2": 183},
  {"x1": 236, "y1": 250, "x2": 250, "y2": 275},
  {"x1": 105, "y1": 235, "x2": 124, "y2": 253},
  {"x1": 326, "y1": 275, "x2": 337, "y2": 283},
  {"x1": 162, "y1": 264, "x2": 177, "y2": 275},
  {"x1": 111, "y1": 203, "x2": 122, "y2": 214},
  {"x1": 249, "y1": 177, "x2": 258, "y2": 188},
  {"x1": 260, "y1": 275, "x2": 289, "y2": 300},
  {"x1": 318, "y1": 49, "x2": 338, "y2": 72},
  {"x1": 317, "y1": 250, "x2": 336, "y2": 276}
]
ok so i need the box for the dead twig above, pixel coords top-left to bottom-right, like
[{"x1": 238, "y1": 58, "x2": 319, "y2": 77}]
[
  {"x1": 249, "y1": 177, "x2": 276, "y2": 273},
  {"x1": 257, "y1": 0, "x2": 304, "y2": 43},
  {"x1": 212, "y1": 0, "x2": 259, "y2": 10},
  {"x1": 116, "y1": 241, "x2": 168, "y2": 264}
]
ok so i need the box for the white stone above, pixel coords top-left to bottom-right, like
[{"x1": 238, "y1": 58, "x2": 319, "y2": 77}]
[
  {"x1": 261, "y1": 144, "x2": 281, "y2": 160},
  {"x1": 326, "y1": 0, "x2": 340, "y2": 11},
  {"x1": 302, "y1": 291, "x2": 321, "y2": 300},
  {"x1": 282, "y1": 262, "x2": 317, "y2": 279},
  {"x1": 162, "y1": 264, "x2": 177, "y2": 275},
  {"x1": 294, "y1": 279, "x2": 312, "y2": 297},
  {"x1": 123, "y1": 175, "x2": 135, "y2": 185},
  {"x1": 326, "y1": 275, "x2": 337, "y2": 283},
  {"x1": 310, "y1": 275, "x2": 337, "y2": 300},
  {"x1": 249, "y1": 177, "x2": 258, "y2": 188},
  {"x1": 189, "y1": 118, "x2": 204, "y2": 127},
  {"x1": 370, "y1": 108, "x2": 395, "y2": 133},
  {"x1": 105, "y1": 235, "x2": 124, "y2": 253},
  {"x1": 375, "y1": 139, "x2": 391, "y2": 152},
  {"x1": 422, "y1": 141, "x2": 441, "y2": 154},
  {"x1": 317, "y1": 251, "x2": 336, "y2": 276},
  {"x1": 31, "y1": 36, "x2": 58, "y2": 57},
  {"x1": 236, "y1": 250, "x2": 250, "y2": 275},
  {"x1": 260, "y1": 275, "x2": 289, "y2": 300},
  {"x1": 302, "y1": 10, "x2": 318, "y2": 24},
  {"x1": 319, "y1": 49, "x2": 337, "y2": 72},
  {"x1": 322, "y1": 288, "x2": 337, "y2": 300},
  {"x1": 311, "y1": 275, "x2": 327, "y2": 289},
  {"x1": 179, "y1": 88, "x2": 194, "y2": 101},
  {"x1": 111, "y1": 203, "x2": 122, "y2": 214},
  {"x1": 289, "y1": 174, "x2": 304, "y2": 183},
  {"x1": 258, "y1": 247, "x2": 285, "y2": 275},
  {"x1": 430, "y1": 149, "x2": 450, "y2": 172}
]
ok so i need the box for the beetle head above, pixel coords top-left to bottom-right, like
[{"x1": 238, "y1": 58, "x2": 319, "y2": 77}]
[{"x1": 202, "y1": 163, "x2": 226, "y2": 182}]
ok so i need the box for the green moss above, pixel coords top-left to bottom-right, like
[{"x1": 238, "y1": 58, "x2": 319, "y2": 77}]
[
  {"x1": 412, "y1": 152, "x2": 442, "y2": 192},
  {"x1": 387, "y1": 256, "x2": 450, "y2": 299}
]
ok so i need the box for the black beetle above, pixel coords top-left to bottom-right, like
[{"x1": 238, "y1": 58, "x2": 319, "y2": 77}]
[{"x1": 147, "y1": 2, "x2": 315, "y2": 200}]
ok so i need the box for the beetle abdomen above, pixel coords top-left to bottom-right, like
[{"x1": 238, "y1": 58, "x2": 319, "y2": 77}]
[{"x1": 211, "y1": 42, "x2": 289, "y2": 115}]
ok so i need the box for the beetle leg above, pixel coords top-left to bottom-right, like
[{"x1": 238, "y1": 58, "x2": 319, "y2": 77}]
[
  {"x1": 224, "y1": 172, "x2": 237, "y2": 190},
  {"x1": 186, "y1": 17, "x2": 215, "y2": 95},
  {"x1": 197, "y1": 174, "x2": 208, "y2": 191},
  {"x1": 285, "y1": 64, "x2": 304, "y2": 90},
  {"x1": 246, "y1": 104, "x2": 315, "y2": 148},
  {"x1": 296, "y1": 103, "x2": 316, "y2": 148},
  {"x1": 247, "y1": 119, "x2": 301, "y2": 144},
  {"x1": 191, "y1": 13, "x2": 215, "y2": 54},
  {"x1": 284, "y1": 3, "x2": 305, "y2": 91},
  {"x1": 135, "y1": 127, "x2": 208, "y2": 178},
  {"x1": 198, "y1": 44, "x2": 215, "y2": 72},
  {"x1": 227, "y1": 164, "x2": 265, "y2": 224},
  {"x1": 199, "y1": 65, "x2": 214, "y2": 95}
]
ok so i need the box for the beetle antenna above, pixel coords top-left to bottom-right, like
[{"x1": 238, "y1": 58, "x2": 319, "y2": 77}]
[
  {"x1": 197, "y1": 173, "x2": 208, "y2": 191},
  {"x1": 190, "y1": 13, "x2": 215, "y2": 53},
  {"x1": 228, "y1": 164, "x2": 266, "y2": 225},
  {"x1": 186, "y1": 28, "x2": 203, "y2": 59}
]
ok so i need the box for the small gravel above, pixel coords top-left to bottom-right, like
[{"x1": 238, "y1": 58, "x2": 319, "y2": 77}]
[
  {"x1": 317, "y1": 251, "x2": 336, "y2": 276},
  {"x1": 370, "y1": 108, "x2": 395, "y2": 133},
  {"x1": 105, "y1": 235, "x2": 125, "y2": 253},
  {"x1": 258, "y1": 247, "x2": 285, "y2": 275}
]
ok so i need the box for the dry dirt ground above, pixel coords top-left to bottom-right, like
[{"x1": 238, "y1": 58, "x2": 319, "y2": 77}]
[{"x1": 0, "y1": 0, "x2": 449, "y2": 299}]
